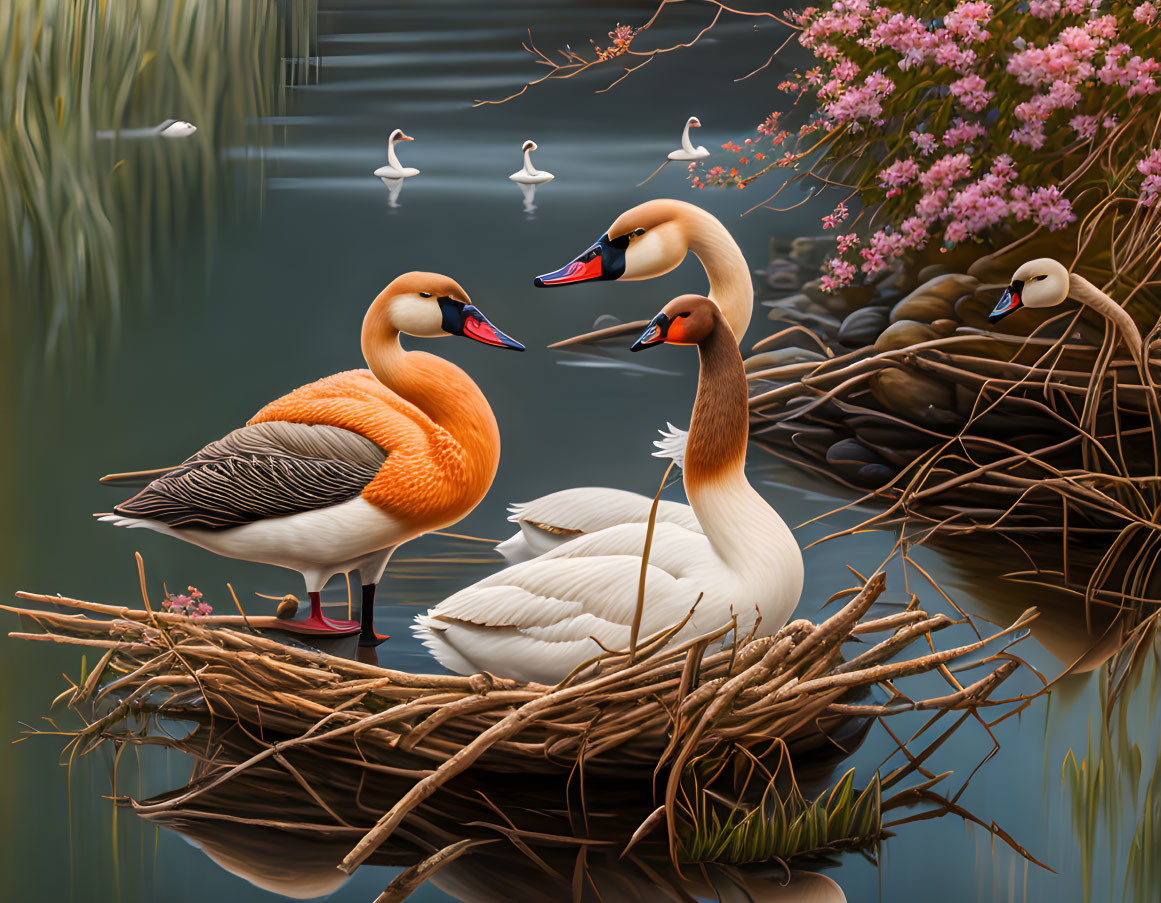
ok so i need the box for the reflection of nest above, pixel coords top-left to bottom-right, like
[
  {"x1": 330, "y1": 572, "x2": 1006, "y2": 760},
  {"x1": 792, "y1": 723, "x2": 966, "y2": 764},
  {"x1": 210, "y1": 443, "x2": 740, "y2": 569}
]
[{"x1": 9, "y1": 571, "x2": 1036, "y2": 887}]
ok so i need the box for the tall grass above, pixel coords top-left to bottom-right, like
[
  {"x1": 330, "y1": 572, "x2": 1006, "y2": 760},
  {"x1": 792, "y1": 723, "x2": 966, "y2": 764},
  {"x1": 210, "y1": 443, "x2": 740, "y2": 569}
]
[{"x1": 0, "y1": 0, "x2": 317, "y2": 362}]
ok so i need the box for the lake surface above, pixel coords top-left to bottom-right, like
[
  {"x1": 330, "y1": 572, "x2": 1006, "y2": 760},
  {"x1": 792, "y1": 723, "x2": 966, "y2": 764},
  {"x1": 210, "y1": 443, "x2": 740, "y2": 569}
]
[{"x1": 2, "y1": 1, "x2": 1157, "y2": 900}]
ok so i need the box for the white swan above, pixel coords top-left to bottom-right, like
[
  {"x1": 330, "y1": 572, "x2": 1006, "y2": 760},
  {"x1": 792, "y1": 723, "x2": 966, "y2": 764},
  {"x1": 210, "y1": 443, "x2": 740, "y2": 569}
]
[
  {"x1": 668, "y1": 116, "x2": 710, "y2": 161},
  {"x1": 509, "y1": 140, "x2": 554, "y2": 185},
  {"x1": 95, "y1": 119, "x2": 197, "y2": 140},
  {"x1": 989, "y1": 258, "x2": 1146, "y2": 372},
  {"x1": 416, "y1": 295, "x2": 802, "y2": 684},
  {"x1": 374, "y1": 129, "x2": 420, "y2": 180},
  {"x1": 495, "y1": 199, "x2": 752, "y2": 563}
]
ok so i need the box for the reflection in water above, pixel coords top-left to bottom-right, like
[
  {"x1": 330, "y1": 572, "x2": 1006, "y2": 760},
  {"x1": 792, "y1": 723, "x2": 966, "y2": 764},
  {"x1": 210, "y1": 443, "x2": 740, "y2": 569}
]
[
  {"x1": 517, "y1": 181, "x2": 539, "y2": 215},
  {"x1": 379, "y1": 176, "x2": 406, "y2": 208},
  {"x1": 126, "y1": 715, "x2": 853, "y2": 902},
  {"x1": 1063, "y1": 649, "x2": 1161, "y2": 902}
]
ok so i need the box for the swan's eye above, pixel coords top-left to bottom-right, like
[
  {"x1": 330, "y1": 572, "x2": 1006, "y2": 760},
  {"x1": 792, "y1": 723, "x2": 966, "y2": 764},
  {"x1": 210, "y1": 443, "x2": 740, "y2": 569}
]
[
  {"x1": 581, "y1": 247, "x2": 601, "y2": 262},
  {"x1": 1032, "y1": 275, "x2": 1048, "y2": 282},
  {"x1": 419, "y1": 292, "x2": 432, "y2": 298},
  {"x1": 630, "y1": 228, "x2": 645, "y2": 237}
]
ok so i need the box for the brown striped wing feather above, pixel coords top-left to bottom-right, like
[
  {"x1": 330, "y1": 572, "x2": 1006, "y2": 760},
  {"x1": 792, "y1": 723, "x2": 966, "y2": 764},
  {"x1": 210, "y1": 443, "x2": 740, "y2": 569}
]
[{"x1": 112, "y1": 422, "x2": 387, "y2": 530}]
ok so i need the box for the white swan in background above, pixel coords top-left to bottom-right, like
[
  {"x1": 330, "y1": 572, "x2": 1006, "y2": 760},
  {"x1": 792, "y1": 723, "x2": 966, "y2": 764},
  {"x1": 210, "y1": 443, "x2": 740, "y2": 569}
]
[
  {"x1": 95, "y1": 119, "x2": 197, "y2": 140},
  {"x1": 668, "y1": 116, "x2": 710, "y2": 161},
  {"x1": 374, "y1": 129, "x2": 420, "y2": 180},
  {"x1": 494, "y1": 199, "x2": 753, "y2": 563},
  {"x1": 416, "y1": 295, "x2": 802, "y2": 684},
  {"x1": 989, "y1": 258, "x2": 1146, "y2": 373},
  {"x1": 509, "y1": 140, "x2": 554, "y2": 185}
]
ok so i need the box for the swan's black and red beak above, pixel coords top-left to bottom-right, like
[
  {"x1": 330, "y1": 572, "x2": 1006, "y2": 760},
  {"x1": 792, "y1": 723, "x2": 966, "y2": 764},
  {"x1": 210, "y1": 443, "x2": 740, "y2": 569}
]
[
  {"x1": 535, "y1": 232, "x2": 630, "y2": 287},
  {"x1": 630, "y1": 312, "x2": 672, "y2": 351},
  {"x1": 989, "y1": 280, "x2": 1024, "y2": 323},
  {"x1": 439, "y1": 298, "x2": 525, "y2": 350}
]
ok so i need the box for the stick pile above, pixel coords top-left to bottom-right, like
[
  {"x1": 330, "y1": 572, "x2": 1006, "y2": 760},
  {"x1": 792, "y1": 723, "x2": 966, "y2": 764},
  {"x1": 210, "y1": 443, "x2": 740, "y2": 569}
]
[{"x1": 7, "y1": 571, "x2": 1031, "y2": 876}]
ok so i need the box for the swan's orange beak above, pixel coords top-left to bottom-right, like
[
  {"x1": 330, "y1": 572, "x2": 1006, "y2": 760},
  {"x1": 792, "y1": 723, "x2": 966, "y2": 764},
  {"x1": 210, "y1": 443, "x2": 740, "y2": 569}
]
[
  {"x1": 399, "y1": 133, "x2": 414, "y2": 142},
  {"x1": 535, "y1": 232, "x2": 629, "y2": 286},
  {"x1": 438, "y1": 297, "x2": 524, "y2": 350},
  {"x1": 631, "y1": 312, "x2": 671, "y2": 351}
]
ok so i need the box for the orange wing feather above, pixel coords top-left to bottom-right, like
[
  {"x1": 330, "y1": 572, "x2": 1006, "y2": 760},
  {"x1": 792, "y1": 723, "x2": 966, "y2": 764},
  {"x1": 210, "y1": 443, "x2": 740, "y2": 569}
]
[{"x1": 249, "y1": 369, "x2": 483, "y2": 528}]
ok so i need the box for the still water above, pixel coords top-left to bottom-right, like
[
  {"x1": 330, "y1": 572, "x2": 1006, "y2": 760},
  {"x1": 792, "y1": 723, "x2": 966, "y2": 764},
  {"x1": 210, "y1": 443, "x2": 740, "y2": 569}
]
[{"x1": 2, "y1": 1, "x2": 1157, "y2": 900}]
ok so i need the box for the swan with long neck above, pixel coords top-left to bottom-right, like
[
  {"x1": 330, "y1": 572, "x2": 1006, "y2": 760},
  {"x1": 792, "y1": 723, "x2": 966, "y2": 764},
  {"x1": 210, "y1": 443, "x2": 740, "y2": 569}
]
[
  {"x1": 99, "y1": 272, "x2": 523, "y2": 645},
  {"x1": 668, "y1": 116, "x2": 710, "y2": 161},
  {"x1": 989, "y1": 258, "x2": 1145, "y2": 373},
  {"x1": 509, "y1": 139, "x2": 554, "y2": 185},
  {"x1": 495, "y1": 200, "x2": 753, "y2": 563},
  {"x1": 534, "y1": 198, "x2": 752, "y2": 341},
  {"x1": 416, "y1": 296, "x2": 801, "y2": 684},
  {"x1": 374, "y1": 129, "x2": 420, "y2": 180}
]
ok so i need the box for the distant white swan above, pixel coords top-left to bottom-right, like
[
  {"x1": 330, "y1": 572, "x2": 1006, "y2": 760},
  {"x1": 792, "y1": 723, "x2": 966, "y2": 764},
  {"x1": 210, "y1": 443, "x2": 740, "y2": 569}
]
[
  {"x1": 95, "y1": 119, "x2": 197, "y2": 140},
  {"x1": 374, "y1": 129, "x2": 420, "y2": 180},
  {"x1": 668, "y1": 116, "x2": 709, "y2": 161},
  {"x1": 509, "y1": 140, "x2": 554, "y2": 185}
]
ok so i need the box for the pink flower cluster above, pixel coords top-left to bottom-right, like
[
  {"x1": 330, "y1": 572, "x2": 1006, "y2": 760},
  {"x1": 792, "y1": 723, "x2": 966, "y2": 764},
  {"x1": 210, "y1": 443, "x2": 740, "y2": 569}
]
[
  {"x1": 162, "y1": 585, "x2": 212, "y2": 618},
  {"x1": 1138, "y1": 149, "x2": 1161, "y2": 206},
  {"x1": 705, "y1": 1, "x2": 1161, "y2": 286}
]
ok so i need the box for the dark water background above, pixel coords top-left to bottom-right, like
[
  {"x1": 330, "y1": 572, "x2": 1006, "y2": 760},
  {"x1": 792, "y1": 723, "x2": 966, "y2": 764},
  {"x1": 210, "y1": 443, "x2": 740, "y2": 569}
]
[{"x1": 1, "y1": 1, "x2": 1157, "y2": 900}]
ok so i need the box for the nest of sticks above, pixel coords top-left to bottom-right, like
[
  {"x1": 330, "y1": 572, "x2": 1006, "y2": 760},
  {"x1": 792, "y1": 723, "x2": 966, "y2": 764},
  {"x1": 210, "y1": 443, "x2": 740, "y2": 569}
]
[
  {"x1": 747, "y1": 316, "x2": 1161, "y2": 613},
  {"x1": 7, "y1": 564, "x2": 1038, "y2": 878}
]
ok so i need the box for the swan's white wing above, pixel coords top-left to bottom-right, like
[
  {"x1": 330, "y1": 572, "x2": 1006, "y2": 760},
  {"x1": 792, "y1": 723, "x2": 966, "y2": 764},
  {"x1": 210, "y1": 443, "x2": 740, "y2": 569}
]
[
  {"x1": 418, "y1": 523, "x2": 720, "y2": 684},
  {"x1": 652, "y1": 422, "x2": 689, "y2": 468},
  {"x1": 496, "y1": 486, "x2": 701, "y2": 565},
  {"x1": 507, "y1": 487, "x2": 700, "y2": 534}
]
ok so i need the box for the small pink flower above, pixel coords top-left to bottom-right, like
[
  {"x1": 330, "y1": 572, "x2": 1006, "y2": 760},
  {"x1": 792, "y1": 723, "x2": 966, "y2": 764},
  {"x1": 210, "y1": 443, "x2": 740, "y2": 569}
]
[
  {"x1": 949, "y1": 74, "x2": 993, "y2": 112},
  {"x1": 1135, "y1": 3, "x2": 1158, "y2": 24},
  {"x1": 821, "y1": 202, "x2": 850, "y2": 229}
]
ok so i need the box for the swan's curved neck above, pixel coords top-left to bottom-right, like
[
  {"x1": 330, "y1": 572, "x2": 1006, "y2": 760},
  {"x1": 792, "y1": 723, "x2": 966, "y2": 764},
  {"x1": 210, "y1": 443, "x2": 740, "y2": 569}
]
[
  {"x1": 683, "y1": 320, "x2": 794, "y2": 575},
  {"x1": 1070, "y1": 273, "x2": 1144, "y2": 372},
  {"x1": 387, "y1": 135, "x2": 404, "y2": 170},
  {"x1": 522, "y1": 148, "x2": 535, "y2": 175},
  {"x1": 681, "y1": 121, "x2": 697, "y2": 154},
  {"x1": 684, "y1": 210, "x2": 753, "y2": 342},
  {"x1": 361, "y1": 310, "x2": 499, "y2": 458}
]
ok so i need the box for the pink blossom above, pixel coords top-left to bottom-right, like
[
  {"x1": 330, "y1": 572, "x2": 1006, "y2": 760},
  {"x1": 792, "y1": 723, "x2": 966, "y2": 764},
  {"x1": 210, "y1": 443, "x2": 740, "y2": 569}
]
[
  {"x1": 1135, "y1": 3, "x2": 1158, "y2": 24},
  {"x1": 822, "y1": 202, "x2": 850, "y2": 228},
  {"x1": 943, "y1": 118, "x2": 986, "y2": 146},
  {"x1": 879, "y1": 157, "x2": 920, "y2": 196},
  {"x1": 910, "y1": 130, "x2": 937, "y2": 155},
  {"x1": 830, "y1": 258, "x2": 856, "y2": 282},
  {"x1": 836, "y1": 232, "x2": 860, "y2": 253},
  {"x1": 949, "y1": 74, "x2": 993, "y2": 111},
  {"x1": 943, "y1": 2, "x2": 993, "y2": 43},
  {"x1": 1069, "y1": 114, "x2": 1099, "y2": 138},
  {"x1": 1137, "y1": 148, "x2": 1161, "y2": 205},
  {"x1": 919, "y1": 153, "x2": 973, "y2": 191},
  {"x1": 1028, "y1": 0, "x2": 1061, "y2": 19},
  {"x1": 899, "y1": 216, "x2": 929, "y2": 249},
  {"x1": 1027, "y1": 185, "x2": 1076, "y2": 228},
  {"x1": 944, "y1": 220, "x2": 969, "y2": 243}
]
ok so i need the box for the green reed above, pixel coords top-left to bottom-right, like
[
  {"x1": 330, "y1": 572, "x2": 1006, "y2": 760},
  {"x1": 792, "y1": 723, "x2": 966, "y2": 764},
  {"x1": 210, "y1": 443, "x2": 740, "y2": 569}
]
[
  {"x1": 0, "y1": 0, "x2": 316, "y2": 362},
  {"x1": 1063, "y1": 643, "x2": 1161, "y2": 902},
  {"x1": 679, "y1": 764, "x2": 882, "y2": 864}
]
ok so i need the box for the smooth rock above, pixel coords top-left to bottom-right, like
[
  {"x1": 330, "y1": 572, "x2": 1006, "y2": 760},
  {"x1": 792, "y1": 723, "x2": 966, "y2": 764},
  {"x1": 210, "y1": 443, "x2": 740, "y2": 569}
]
[
  {"x1": 873, "y1": 320, "x2": 940, "y2": 352},
  {"x1": 838, "y1": 306, "x2": 890, "y2": 347},
  {"x1": 870, "y1": 369, "x2": 959, "y2": 426},
  {"x1": 889, "y1": 295, "x2": 955, "y2": 324},
  {"x1": 744, "y1": 348, "x2": 828, "y2": 372}
]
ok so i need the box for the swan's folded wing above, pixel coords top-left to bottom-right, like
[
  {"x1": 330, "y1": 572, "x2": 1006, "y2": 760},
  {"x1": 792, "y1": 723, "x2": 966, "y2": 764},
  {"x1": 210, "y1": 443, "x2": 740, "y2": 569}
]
[
  {"x1": 112, "y1": 422, "x2": 386, "y2": 529},
  {"x1": 507, "y1": 487, "x2": 700, "y2": 536}
]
